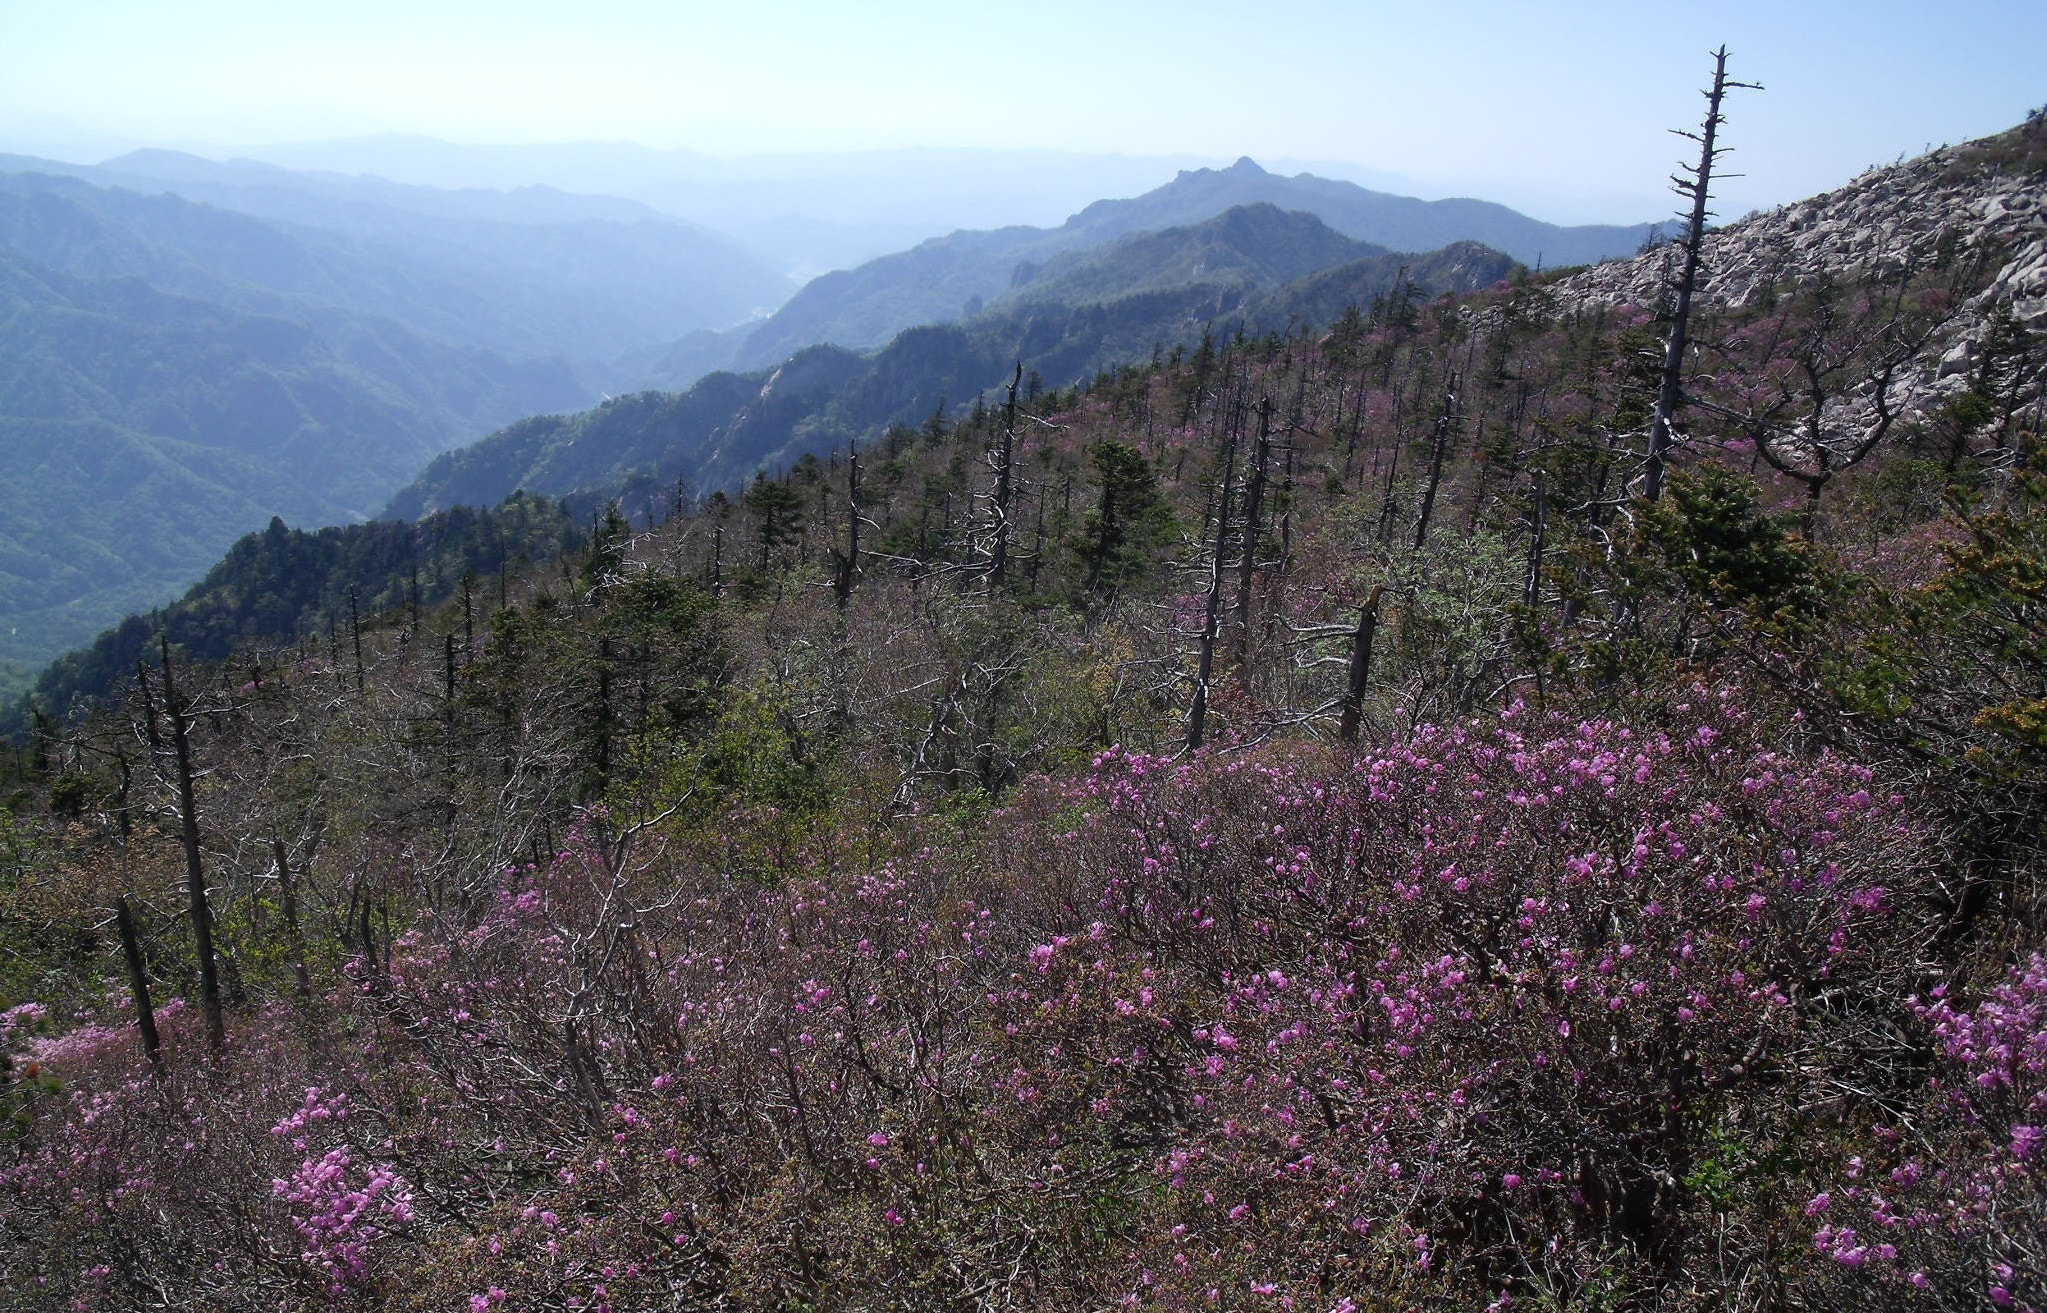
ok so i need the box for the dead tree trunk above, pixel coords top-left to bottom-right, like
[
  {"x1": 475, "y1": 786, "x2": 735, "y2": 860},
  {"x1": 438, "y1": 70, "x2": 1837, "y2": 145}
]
[
  {"x1": 348, "y1": 587, "x2": 365, "y2": 695},
  {"x1": 989, "y1": 361, "x2": 1022, "y2": 591},
  {"x1": 152, "y1": 639, "x2": 226, "y2": 1054},
  {"x1": 1232, "y1": 395, "x2": 1274, "y2": 675},
  {"x1": 1523, "y1": 476, "x2": 1549, "y2": 607},
  {"x1": 1337, "y1": 586, "x2": 1385, "y2": 744},
  {"x1": 834, "y1": 443, "x2": 862, "y2": 609},
  {"x1": 1187, "y1": 394, "x2": 1244, "y2": 752},
  {"x1": 1644, "y1": 46, "x2": 1760, "y2": 502},
  {"x1": 115, "y1": 896, "x2": 164, "y2": 1077},
  {"x1": 1412, "y1": 373, "x2": 1461, "y2": 555},
  {"x1": 273, "y1": 838, "x2": 312, "y2": 998}
]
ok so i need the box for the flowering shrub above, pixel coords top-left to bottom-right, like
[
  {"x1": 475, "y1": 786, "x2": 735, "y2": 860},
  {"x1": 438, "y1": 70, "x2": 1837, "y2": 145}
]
[
  {"x1": 1003, "y1": 690, "x2": 1928, "y2": 1306},
  {"x1": 1803, "y1": 953, "x2": 2047, "y2": 1311},
  {"x1": 0, "y1": 686, "x2": 2018, "y2": 1311},
  {"x1": 269, "y1": 1088, "x2": 415, "y2": 1295}
]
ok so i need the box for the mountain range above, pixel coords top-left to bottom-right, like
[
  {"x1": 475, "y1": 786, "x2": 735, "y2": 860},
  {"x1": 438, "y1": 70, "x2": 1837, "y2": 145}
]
[
  {"x1": 0, "y1": 152, "x2": 791, "y2": 373},
  {"x1": 386, "y1": 205, "x2": 1518, "y2": 520},
  {"x1": 721, "y1": 156, "x2": 1656, "y2": 370},
  {"x1": 0, "y1": 210, "x2": 585, "y2": 683},
  {"x1": 0, "y1": 140, "x2": 1652, "y2": 698},
  {"x1": 0, "y1": 153, "x2": 791, "y2": 687}
]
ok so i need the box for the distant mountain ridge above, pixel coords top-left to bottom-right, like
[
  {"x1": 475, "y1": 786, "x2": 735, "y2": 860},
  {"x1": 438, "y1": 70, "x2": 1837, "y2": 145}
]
[
  {"x1": 238, "y1": 137, "x2": 1246, "y2": 272},
  {"x1": 729, "y1": 156, "x2": 1654, "y2": 369},
  {"x1": 0, "y1": 153, "x2": 791, "y2": 374},
  {"x1": 387, "y1": 206, "x2": 1517, "y2": 521},
  {"x1": 99, "y1": 149, "x2": 672, "y2": 225},
  {"x1": 0, "y1": 147, "x2": 818, "y2": 686},
  {"x1": 1071, "y1": 157, "x2": 1654, "y2": 263},
  {"x1": 1006, "y1": 203, "x2": 1385, "y2": 307}
]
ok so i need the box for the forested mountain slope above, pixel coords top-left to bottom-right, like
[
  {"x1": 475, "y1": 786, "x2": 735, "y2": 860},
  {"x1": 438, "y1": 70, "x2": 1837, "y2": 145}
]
[
  {"x1": 385, "y1": 209, "x2": 1514, "y2": 519},
  {"x1": 0, "y1": 154, "x2": 792, "y2": 691},
  {"x1": 729, "y1": 155, "x2": 1653, "y2": 368},
  {"x1": 0, "y1": 120, "x2": 2043, "y2": 1313},
  {"x1": 0, "y1": 238, "x2": 582, "y2": 686},
  {"x1": 17, "y1": 494, "x2": 584, "y2": 730},
  {"x1": 0, "y1": 162, "x2": 789, "y2": 371}
]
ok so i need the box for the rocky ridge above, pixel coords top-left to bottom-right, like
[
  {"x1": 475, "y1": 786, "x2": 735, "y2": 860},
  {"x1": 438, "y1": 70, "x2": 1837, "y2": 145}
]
[{"x1": 1550, "y1": 115, "x2": 2047, "y2": 428}]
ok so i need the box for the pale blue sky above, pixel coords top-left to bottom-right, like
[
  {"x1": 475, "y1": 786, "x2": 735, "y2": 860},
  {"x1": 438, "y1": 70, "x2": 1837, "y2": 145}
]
[{"x1": 1, "y1": 0, "x2": 2039, "y2": 222}]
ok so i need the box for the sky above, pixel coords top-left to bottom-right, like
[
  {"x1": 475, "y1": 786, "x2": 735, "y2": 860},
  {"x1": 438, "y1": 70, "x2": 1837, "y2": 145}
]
[{"x1": 0, "y1": 0, "x2": 2041, "y2": 224}]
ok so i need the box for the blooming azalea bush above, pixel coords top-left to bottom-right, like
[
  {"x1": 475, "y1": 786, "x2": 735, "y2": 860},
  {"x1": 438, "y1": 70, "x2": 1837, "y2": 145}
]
[
  {"x1": 269, "y1": 1088, "x2": 416, "y2": 1296},
  {"x1": 991, "y1": 690, "x2": 1931, "y2": 1307},
  {"x1": 3, "y1": 684, "x2": 2034, "y2": 1311},
  {"x1": 1801, "y1": 953, "x2": 2047, "y2": 1312}
]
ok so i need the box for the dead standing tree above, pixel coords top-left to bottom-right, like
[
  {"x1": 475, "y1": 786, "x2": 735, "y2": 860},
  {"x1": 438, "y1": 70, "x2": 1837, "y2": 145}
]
[
  {"x1": 135, "y1": 636, "x2": 227, "y2": 1055},
  {"x1": 988, "y1": 361, "x2": 1023, "y2": 592},
  {"x1": 1643, "y1": 45, "x2": 1761, "y2": 503},
  {"x1": 1187, "y1": 382, "x2": 1248, "y2": 752}
]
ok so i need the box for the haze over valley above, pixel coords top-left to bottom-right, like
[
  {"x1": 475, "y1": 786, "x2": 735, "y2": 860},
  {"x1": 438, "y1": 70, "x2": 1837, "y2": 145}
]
[{"x1": 0, "y1": 132, "x2": 1667, "y2": 687}]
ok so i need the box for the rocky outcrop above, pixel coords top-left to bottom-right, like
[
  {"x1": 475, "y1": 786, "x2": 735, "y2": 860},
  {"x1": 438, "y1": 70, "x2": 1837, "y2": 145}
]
[
  {"x1": 1550, "y1": 118, "x2": 2047, "y2": 429},
  {"x1": 1556, "y1": 123, "x2": 2045, "y2": 318}
]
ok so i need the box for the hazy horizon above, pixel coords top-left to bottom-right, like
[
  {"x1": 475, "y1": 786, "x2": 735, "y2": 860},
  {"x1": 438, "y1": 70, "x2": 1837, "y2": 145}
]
[
  {"x1": 0, "y1": 126, "x2": 1661, "y2": 232},
  {"x1": 3, "y1": 0, "x2": 2042, "y2": 229}
]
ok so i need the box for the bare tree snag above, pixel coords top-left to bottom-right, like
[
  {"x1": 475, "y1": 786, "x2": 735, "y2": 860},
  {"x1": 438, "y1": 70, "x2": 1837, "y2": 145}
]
[
  {"x1": 1188, "y1": 395, "x2": 1243, "y2": 752},
  {"x1": 989, "y1": 361, "x2": 1022, "y2": 591},
  {"x1": 833, "y1": 442, "x2": 862, "y2": 609},
  {"x1": 156, "y1": 637, "x2": 226, "y2": 1055},
  {"x1": 348, "y1": 586, "x2": 365, "y2": 695},
  {"x1": 1413, "y1": 372, "x2": 1461, "y2": 554},
  {"x1": 273, "y1": 838, "x2": 312, "y2": 998},
  {"x1": 1644, "y1": 45, "x2": 1760, "y2": 503},
  {"x1": 1232, "y1": 395, "x2": 1274, "y2": 673},
  {"x1": 1523, "y1": 476, "x2": 1549, "y2": 607},
  {"x1": 115, "y1": 896, "x2": 164, "y2": 1077},
  {"x1": 1338, "y1": 585, "x2": 1385, "y2": 744}
]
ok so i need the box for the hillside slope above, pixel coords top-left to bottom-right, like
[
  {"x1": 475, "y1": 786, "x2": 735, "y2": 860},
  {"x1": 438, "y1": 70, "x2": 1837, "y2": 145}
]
[
  {"x1": 387, "y1": 212, "x2": 1513, "y2": 518},
  {"x1": 0, "y1": 182, "x2": 593, "y2": 685},
  {"x1": 1550, "y1": 116, "x2": 2047, "y2": 430},
  {"x1": 729, "y1": 156, "x2": 1652, "y2": 368}
]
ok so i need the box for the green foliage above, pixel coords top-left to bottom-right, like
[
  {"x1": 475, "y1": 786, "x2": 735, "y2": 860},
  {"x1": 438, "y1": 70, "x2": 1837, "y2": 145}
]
[
  {"x1": 1397, "y1": 523, "x2": 1527, "y2": 713},
  {"x1": 17, "y1": 494, "x2": 583, "y2": 729},
  {"x1": 743, "y1": 473, "x2": 807, "y2": 569},
  {"x1": 1924, "y1": 438, "x2": 2047, "y2": 764},
  {"x1": 1074, "y1": 441, "x2": 1173, "y2": 599},
  {"x1": 1642, "y1": 464, "x2": 1818, "y2": 616}
]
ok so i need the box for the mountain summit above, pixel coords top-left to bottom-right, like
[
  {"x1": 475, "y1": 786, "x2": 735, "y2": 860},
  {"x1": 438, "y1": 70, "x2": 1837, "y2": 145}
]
[{"x1": 729, "y1": 161, "x2": 1655, "y2": 369}]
